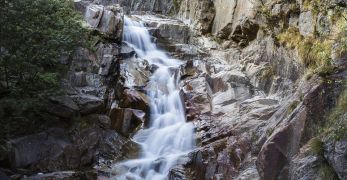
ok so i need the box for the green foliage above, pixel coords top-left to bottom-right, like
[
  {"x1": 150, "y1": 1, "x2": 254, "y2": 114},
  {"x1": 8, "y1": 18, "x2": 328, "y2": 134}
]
[
  {"x1": 322, "y1": 83, "x2": 347, "y2": 141},
  {"x1": 286, "y1": 100, "x2": 300, "y2": 115},
  {"x1": 0, "y1": 0, "x2": 91, "y2": 142},
  {"x1": 277, "y1": 27, "x2": 336, "y2": 77},
  {"x1": 309, "y1": 137, "x2": 324, "y2": 156},
  {"x1": 319, "y1": 164, "x2": 339, "y2": 180},
  {"x1": 0, "y1": 0, "x2": 88, "y2": 98},
  {"x1": 277, "y1": 27, "x2": 303, "y2": 49}
]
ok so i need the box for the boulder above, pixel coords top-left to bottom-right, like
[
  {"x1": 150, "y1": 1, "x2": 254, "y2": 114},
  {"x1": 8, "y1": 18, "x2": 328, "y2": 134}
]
[
  {"x1": 98, "y1": 130, "x2": 140, "y2": 162},
  {"x1": 85, "y1": 4, "x2": 103, "y2": 28},
  {"x1": 84, "y1": 4, "x2": 124, "y2": 41},
  {"x1": 156, "y1": 22, "x2": 190, "y2": 44},
  {"x1": 256, "y1": 106, "x2": 307, "y2": 180},
  {"x1": 8, "y1": 128, "x2": 70, "y2": 169},
  {"x1": 99, "y1": 5, "x2": 123, "y2": 40},
  {"x1": 230, "y1": 19, "x2": 259, "y2": 46},
  {"x1": 212, "y1": 0, "x2": 237, "y2": 36},
  {"x1": 47, "y1": 96, "x2": 79, "y2": 119},
  {"x1": 120, "y1": 42, "x2": 136, "y2": 58},
  {"x1": 109, "y1": 108, "x2": 145, "y2": 136},
  {"x1": 119, "y1": 56, "x2": 151, "y2": 88},
  {"x1": 119, "y1": 89, "x2": 150, "y2": 112},
  {"x1": 72, "y1": 95, "x2": 105, "y2": 115}
]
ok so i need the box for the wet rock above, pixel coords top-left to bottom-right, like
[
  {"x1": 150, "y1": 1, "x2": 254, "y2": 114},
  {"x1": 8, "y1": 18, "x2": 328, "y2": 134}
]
[
  {"x1": 119, "y1": 89, "x2": 150, "y2": 113},
  {"x1": 120, "y1": 42, "x2": 136, "y2": 58},
  {"x1": 135, "y1": 15, "x2": 190, "y2": 44},
  {"x1": 98, "y1": 130, "x2": 140, "y2": 162},
  {"x1": 169, "y1": 165, "x2": 188, "y2": 180},
  {"x1": 119, "y1": 56, "x2": 151, "y2": 88},
  {"x1": 109, "y1": 108, "x2": 145, "y2": 136},
  {"x1": 184, "y1": 77, "x2": 212, "y2": 115},
  {"x1": 47, "y1": 96, "x2": 79, "y2": 119},
  {"x1": 70, "y1": 71, "x2": 88, "y2": 87}
]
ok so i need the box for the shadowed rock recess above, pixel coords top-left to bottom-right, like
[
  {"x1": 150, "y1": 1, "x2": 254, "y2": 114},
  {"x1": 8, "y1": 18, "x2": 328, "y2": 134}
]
[{"x1": 1, "y1": 0, "x2": 347, "y2": 179}]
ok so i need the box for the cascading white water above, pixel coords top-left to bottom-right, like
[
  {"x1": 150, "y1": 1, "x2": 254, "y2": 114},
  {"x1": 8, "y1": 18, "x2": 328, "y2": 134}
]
[{"x1": 113, "y1": 16, "x2": 195, "y2": 180}]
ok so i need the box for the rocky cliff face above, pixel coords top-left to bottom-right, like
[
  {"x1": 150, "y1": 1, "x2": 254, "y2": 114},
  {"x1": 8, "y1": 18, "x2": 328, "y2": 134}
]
[
  {"x1": 117, "y1": 0, "x2": 347, "y2": 179},
  {"x1": 1, "y1": 0, "x2": 346, "y2": 179}
]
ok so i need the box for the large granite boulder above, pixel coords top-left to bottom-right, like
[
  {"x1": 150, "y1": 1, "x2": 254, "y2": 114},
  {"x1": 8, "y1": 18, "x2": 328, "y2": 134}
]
[{"x1": 84, "y1": 4, "x2": 124, "y2": 41}]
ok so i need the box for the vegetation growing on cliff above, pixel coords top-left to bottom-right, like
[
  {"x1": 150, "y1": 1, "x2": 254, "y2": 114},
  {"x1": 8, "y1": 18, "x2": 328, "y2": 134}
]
[
  {"x1": 0, "y1": 0, "x2": 89, "y2": 141},
  {"x1": 0, "y1": 0, "x2": 88, "y2": 97}
]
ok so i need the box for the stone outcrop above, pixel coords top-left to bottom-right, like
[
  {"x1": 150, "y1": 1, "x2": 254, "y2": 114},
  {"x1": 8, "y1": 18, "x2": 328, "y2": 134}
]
[
  {"x1": 84, "y1": 4, "x2": 124, "y2": 40},
  {"x1": 109, "y1": 108, "x2": 145, "y2": 136},
  {"x1": 325, "y1": 134, "x2": 347, "y2": 179},
  {"x1": 2, "y1": 0, "x2": 347, "y2": 179},
  {"x1": 177, "y1": 0, "x2": 215, "y2": 34}
]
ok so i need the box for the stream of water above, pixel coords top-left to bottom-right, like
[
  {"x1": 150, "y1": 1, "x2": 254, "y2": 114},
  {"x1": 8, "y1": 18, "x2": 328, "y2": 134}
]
[{"x1": 113, "y1": 16, "x2": 195, "y2": 180}]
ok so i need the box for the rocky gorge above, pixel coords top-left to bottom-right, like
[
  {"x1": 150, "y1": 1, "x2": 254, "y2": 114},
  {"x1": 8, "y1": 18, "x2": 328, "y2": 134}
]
[{"x1": 0, "y1": 0, "x2": 347, "y2": 179}]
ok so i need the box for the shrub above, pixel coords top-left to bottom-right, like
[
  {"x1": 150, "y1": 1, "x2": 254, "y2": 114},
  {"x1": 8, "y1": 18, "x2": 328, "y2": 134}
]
[
  {"x1": 0, "y1": 0, "x2": 88, "y2": 98},
  {"x1": 0, "y1": 0, "x2": 90, "y2": 141},
  {"x1": 319, "y1": 164, "x2": 339, "y2": 180},
  {"x1": 309, "y1": 137, "x2": 324, "y2": 156},
  {"x1": 322, "y1": 82, "x2": 347, "y2": 141}
]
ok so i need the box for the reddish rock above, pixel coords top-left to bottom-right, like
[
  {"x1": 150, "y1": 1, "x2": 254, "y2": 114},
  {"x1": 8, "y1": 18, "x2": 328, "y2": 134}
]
[
  {"x1": 119, "y1": 89, "x2": 150, "y2": 113},
  {"x1": 256, "y1": 106, "x2": 307, "y2": 180},
  {"x1": 109, "y1": 108, "x2": 145, "y2": 136}
]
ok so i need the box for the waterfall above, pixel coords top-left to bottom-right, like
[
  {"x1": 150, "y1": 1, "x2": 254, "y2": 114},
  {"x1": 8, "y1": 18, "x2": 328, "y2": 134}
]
[{"x1": 113, "y1": 16, "x2": 195, "y2": 180}]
